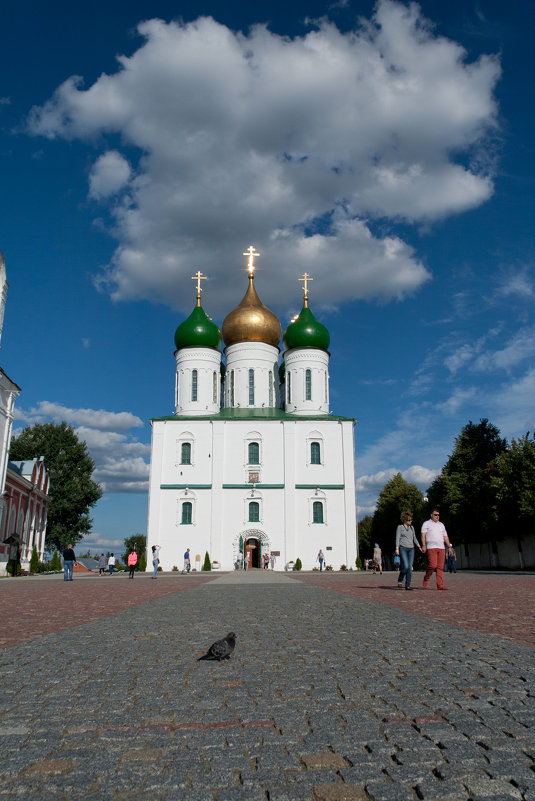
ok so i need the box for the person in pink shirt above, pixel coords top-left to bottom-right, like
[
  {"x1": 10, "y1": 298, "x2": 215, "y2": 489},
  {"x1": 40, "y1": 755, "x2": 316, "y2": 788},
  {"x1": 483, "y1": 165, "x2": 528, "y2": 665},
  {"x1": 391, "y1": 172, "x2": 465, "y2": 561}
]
[
  {"x1": 421, "y1": 509, "x2": 454, "y2": 590},
  {"x1": 127, "y1": 548, "x2": 138, "y2": 579}
]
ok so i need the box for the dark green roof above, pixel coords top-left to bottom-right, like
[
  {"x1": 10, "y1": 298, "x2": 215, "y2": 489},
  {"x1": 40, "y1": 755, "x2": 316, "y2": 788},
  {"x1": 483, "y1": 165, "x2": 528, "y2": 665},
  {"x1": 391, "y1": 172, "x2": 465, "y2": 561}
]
[
  {"x1": 283, "y1": 305, "x2": 330, "y2": 352},
  {"x1": 174, "y1": 305, "x2": 222, "y2": 351},
  {"x1": 152, "y1": 407, "x2": 354, "y2": 422}
]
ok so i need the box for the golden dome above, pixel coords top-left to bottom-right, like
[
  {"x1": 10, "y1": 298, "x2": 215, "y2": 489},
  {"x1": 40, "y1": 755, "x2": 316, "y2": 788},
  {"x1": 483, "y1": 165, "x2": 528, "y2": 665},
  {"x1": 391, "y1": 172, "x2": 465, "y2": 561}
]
[{"x1": 222, "y1": 273, "x2": 281, "y2": 349}]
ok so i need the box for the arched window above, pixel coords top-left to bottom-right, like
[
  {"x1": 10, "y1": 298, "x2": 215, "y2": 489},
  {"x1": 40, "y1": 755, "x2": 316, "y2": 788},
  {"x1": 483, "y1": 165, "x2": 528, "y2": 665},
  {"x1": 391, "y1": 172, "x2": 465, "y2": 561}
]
[
  {"x1": 248, "y1": 369, "x2": 255, "y2": 405},
  {"x1": 287, "y1": 372, "x2": 292, "y2": 403},
  {"x1": 268, "y1": 371, "x2": 274, "y2": 407},
  {"x1": 181, "y1": 502, "x2": 192, "y2": 525},
  {"x1": 191, "y1": 369, "x2": 198, "y2": 402},
  {"x1": 181, "y1": 442, "x2": 192, "y2": 464},
  {"x1": 313, "y1": 501, "x2": 324, "y2": 524},
  {"x1": 248, "y1": 441, "x2": 260, "y2": 464},
  {"x1": 310, "y1": 441, "x2": 321, "y2": 464},
  {"x1": 230, "y1": 370, "x2": 235, "y2": 406},
  {"x1": 213, "y1": 372, "x2": 217, "y2": 403},
  {"x1": 305, "y1": 368, "x2": 312, "y2": 400},
  {"x1": 248, "y1": 501, "x2": 260, "y2": 522}
]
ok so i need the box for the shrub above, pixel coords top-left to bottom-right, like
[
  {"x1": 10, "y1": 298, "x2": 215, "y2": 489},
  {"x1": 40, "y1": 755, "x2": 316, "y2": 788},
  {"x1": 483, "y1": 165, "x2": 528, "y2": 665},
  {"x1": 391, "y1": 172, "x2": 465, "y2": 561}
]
[
  {"x1": 325, "y1": 564, "x2": 333, "y2": 571},
  {"x1": 138, "y1": 552, "x2": 147, "y2": 572},
  {"x1": 49, "y1": 550, "x2": 62, "y2": 571},
  {"x1": 340, "y1": 564, "x2": 348, "y2": 571},
  {"x1": 355, "y1": 556, "x2": 362, "y2": 569},
  {"x1": 30, "y1": 545, "x2": 40, "y2": 574},
  {"x1": 203, "y1": 551, "x2": 211, "y2": 571},
  {"x1": 157, "y1": 565, "x2": 163, "y2": 572},
  {"x1": 172, "y1": 565, "x2": 178, "y2": 571},
  {"x1": 294, "y1": 557, "x2": 302, "y2": 571}
]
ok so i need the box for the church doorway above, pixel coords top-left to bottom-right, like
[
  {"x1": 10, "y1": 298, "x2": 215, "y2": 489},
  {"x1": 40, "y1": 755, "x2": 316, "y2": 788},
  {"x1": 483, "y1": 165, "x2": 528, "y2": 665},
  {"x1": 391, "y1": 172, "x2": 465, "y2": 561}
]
[{"x1": 244, "y1": 537, "x2": 260, "y2": 569}]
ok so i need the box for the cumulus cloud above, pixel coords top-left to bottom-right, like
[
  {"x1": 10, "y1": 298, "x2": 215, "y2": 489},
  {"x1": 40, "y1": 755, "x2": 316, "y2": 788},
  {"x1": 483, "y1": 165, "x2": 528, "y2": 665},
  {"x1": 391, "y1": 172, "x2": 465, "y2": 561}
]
[
  {"x1": 14, "y1": 402, "x2": 149, "y2": 494},
  {"x1": 88, "y1": 150, "x2": 132, "y2": 200},
  {"x1": 15, "y1": 401, "x2": 143, "y2": 431},
  {"x1": 357, "y1": 464, "x2": 437, "y2": 494},
  {"x1": 27, "y1": 1, "x2": 500, "y2": 313}
]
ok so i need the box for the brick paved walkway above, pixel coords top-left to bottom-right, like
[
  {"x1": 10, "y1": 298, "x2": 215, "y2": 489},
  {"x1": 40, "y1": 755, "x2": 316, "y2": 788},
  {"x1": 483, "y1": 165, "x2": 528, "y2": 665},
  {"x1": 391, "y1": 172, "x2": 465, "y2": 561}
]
[
  {"x1": 293, "y1": 572, "x2": 535, "y2": 648},
  {"x1": 0, "y1": 570, "x2": 533, "y2": 801}
]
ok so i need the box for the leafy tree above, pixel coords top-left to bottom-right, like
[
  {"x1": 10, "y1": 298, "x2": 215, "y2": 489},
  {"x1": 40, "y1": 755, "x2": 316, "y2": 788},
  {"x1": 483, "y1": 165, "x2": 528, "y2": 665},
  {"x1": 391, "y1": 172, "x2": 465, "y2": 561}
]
[
  {"x1": 426, "y1": 419, "x2": 506, "y2": 545},
  {"x1": 10, "y1": 422, "x2": 102, "y2": 552},
  {"x1": 371, "y1": 473, "x2": 425, "y2": 553},
  {"x1": 493, "y1": 433, "x2": 535, "y2": 531},
  {"x1": 358, "y1": 515, "x2": 373, "y2": 553},
  {"x1": 123, "y1": 534, "x2": 147, "y2": 566}
]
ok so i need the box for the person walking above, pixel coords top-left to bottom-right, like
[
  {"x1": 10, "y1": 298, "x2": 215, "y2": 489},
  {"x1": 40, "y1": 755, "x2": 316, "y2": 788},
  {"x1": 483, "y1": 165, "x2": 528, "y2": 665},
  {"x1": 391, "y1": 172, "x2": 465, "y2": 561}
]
[
  {"x1": 447, "y1": 544, "x2": 457, "y2": 573},
  {"x1": 108, "y1": 553, "x2": 116, "y2": 575},
  {"x1": 269, "y1": 552, "x2": 276, "y2": 570},
  {"x1": 62, "y1": 544, "x2": 77, "y2": 581},
  {"x1": 152, "y1": 545, "x2": 160, "y2": 578},
  {"x1": 98, "y1": 553, "x2": 107, "y2": 575},
  {"x1": 395, "y1": 511, "x2": 422, "y2": 591},
  {"x1": 317, "y1": 549, "x2": 325, "y2": 571},
  {"x1": 127, "y1": 548, "x2": 138, "y2": 579},
  {"x1": 183, "y1": 548, "x2": 191, "y2": 573},
  {"x1": 372, "y1": 543, "x2": 382, "y2": 574},
  {"x1": 244, "y1": 551, "x2": 250, "y2": 571},
  {"x1": 421, "y1": 510, "x2": 453, "y2": 590}
]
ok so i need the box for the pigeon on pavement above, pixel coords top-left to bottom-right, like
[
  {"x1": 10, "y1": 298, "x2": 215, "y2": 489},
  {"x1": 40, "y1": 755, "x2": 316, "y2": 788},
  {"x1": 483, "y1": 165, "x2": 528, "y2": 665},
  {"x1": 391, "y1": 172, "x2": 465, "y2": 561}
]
[{"x1": 198, "y1": 632, "x2": 236, "y2": 661}]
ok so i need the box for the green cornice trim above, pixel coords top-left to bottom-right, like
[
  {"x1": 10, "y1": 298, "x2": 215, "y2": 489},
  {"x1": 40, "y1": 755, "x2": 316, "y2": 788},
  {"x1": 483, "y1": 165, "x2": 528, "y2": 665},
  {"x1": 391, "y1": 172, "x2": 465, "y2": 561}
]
[
  {"x1": 152, "y1": 408, "x2": 354, "y2": 422},
  {"x1": 295, "y1": 484, "x2": 345, "y2": 489},
  {"x1": 222, "y1": 484, "x2": 285, "y2": 489},
  {"x1": 160, "y1": 484, "x2": 212, "y2": 490}
]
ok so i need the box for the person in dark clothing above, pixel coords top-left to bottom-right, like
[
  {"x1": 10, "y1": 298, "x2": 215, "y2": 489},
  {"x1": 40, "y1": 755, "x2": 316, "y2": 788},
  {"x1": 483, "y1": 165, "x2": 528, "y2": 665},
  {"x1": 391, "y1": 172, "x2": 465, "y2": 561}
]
[{"x1": 62, "y1": 545, "x2": 77, "y2": 581}]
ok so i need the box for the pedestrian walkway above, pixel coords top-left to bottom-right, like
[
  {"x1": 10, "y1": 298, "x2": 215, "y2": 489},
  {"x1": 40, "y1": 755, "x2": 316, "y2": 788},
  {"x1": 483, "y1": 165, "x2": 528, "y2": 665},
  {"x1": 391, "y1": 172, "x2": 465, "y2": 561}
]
[{"x1": 0, "y1": 570, "x2": 533, "y2": 800}]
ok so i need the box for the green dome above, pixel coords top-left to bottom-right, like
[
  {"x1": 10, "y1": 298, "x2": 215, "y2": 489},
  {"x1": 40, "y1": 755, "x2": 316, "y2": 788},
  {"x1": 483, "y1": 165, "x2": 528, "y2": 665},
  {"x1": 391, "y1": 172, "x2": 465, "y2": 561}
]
[
  {"x1": 174, "y1": 305, "x2": 222, "y2": 351},
  {"x1": 283, "y1": 306, "x2": 330, "y2": 352}
]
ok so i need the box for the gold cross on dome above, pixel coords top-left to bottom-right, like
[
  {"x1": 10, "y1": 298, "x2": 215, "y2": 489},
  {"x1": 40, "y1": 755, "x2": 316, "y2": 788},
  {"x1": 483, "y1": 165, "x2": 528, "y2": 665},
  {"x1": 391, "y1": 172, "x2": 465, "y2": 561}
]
[
  {"x1": 191, "y1": 270, "x2": 207, "y2": 305},
  {"x1": 243, "y1": 245, "x2": 260, "y2": 276},
  {"x1": 299, "y1": 272, "x2": 313, "y2": 303}
]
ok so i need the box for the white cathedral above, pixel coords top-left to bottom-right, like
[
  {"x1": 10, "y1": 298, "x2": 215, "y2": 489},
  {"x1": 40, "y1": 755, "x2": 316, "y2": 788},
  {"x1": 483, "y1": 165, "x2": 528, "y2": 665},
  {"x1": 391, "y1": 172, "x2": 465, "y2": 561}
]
[{"x1": 146, "y1": 247, "x2": 357, "y2": 571}]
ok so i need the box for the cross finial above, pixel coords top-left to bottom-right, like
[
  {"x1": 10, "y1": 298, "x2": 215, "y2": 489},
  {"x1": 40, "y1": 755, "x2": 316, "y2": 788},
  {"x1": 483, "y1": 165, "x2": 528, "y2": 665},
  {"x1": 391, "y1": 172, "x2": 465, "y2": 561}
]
[
  {"x1": 243, "y1": 245, "x2": 260, "y2": 277},
  {"x1": 299, "y1": 272, "x2": 313, "y2": 307},
  {"x1": 191, "y1": 270, "x2": 207, "y2": 306}
]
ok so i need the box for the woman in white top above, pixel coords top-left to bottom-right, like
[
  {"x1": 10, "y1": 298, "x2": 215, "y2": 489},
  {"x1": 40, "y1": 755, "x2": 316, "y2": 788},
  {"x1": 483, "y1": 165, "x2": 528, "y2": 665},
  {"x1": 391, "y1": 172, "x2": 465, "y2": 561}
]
[{"x1": 152, "y1": 545, "x2": 161, "y2": 579}]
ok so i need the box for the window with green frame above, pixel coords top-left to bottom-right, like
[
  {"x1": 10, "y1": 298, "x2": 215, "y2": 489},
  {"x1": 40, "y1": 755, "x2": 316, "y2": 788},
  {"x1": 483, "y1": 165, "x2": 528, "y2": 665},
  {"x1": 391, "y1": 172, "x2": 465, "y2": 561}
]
[
  {"x1": 312, "y1": 501, "x2": 324, "y2": 523},
  {"x1": 181, "y1": 501, "x2": 192, "y2": 524},
  {"x1": 248, "y1": 441, "x2": 260, "y2": 464},
  {"x1": 248, "y1": 501, "x2": 260, "y2": 522},
  {"x1": 181, "y1": 442, "x2": 192, "y2": 464},
  {"x1": 310, "y1": 441, "x2": 321, "y2": 464}
]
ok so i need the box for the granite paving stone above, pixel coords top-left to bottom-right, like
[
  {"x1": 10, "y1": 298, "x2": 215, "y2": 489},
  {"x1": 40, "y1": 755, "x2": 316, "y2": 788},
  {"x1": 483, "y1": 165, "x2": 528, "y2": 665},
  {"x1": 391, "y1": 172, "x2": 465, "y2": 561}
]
[{"x1": 0, "y1": 570, "x2": 533, "y2": 800}]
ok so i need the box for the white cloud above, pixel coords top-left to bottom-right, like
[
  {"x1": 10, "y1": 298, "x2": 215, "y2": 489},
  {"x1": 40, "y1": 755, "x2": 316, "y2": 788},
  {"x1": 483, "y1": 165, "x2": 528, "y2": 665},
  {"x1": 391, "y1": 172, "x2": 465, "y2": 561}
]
[
  {"x1": 15, "y1": 401, "x2": 143, "y2": 431},
  {"x1": 89, "y1": 150, "x2": 132, "y2": 200},
  {"x1": 473, "y1": 326, "x2": 535, "y2": 372},
  {"x1": 495, "y1": 271, "x2": 534, "y2": 300},
  {"x1": 13, "y1": 403, "x2": 149, "y2": 494},
  {"x1": 357, "y1": 464, "x2": 437, "y2": 494},
  {"x1": 27, "y1": 1, "x2": 500, "y2": 313},
  {"x1": 437, "y1": 386, "x2": 477, "y2": 415},
  {"x1": 491, "y1": 368, "x2": 535, "y2": 438}
]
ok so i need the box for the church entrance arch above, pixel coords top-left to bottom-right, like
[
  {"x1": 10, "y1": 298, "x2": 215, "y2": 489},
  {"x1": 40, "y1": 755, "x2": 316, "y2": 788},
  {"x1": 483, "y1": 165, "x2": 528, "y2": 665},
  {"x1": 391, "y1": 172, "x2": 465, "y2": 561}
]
[{"x1": 233, "y1": 529, "x2": 271, "y2": 569}]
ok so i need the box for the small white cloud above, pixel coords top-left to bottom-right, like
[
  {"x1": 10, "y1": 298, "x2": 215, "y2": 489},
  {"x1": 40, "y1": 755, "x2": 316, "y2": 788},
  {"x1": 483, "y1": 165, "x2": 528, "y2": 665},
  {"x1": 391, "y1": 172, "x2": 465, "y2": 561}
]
[
  {"x1": 0, "y1": 97, "x2": 10, "y2": 106},
  {"x1": 82, "y1": 338, "x2": 90, "y2": 348},
  {"x1": 15, "y1": 401, "x2": 143, "y2": 431},
  {"x1": 474, "y1": 326, "x2": 535, "y2": 372},
  {"x1": 88, "y1": 150, "x2": 132, "y2": 200},
  {"x1": 437, "y1": 387, "x2": 477, "y2": 415}
]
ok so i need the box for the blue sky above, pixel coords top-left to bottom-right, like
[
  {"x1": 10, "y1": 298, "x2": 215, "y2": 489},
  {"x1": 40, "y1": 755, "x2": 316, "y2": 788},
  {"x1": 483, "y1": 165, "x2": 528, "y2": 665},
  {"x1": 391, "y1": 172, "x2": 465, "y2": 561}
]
[{"x1": 1, "y1": 0, "x2": 533, "y2": 552}]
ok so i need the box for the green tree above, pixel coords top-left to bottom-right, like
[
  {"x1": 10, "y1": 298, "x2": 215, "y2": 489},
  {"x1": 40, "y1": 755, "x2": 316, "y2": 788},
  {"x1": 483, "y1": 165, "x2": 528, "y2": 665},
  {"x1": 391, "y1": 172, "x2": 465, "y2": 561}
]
[
  {"x1": 426, "y1": 419, "x2": 506, "y2": 545},
  {"x1": 49, "y1": 550, "x2": 62, "y2": 571},
  {"x1": 203, "y1": 551, "x2": 211, "y2": 571},
  {"x1": 371, "y1": 473, "x2": 425, "y2": 553},
  {"x1": 493, "y1": 433, "x2": 535, "y2": 531},
  {"x1": 358, "y1": 515, "x2": 373, "y2": 553},
  {"x1": 10, "y1": 422, "x2": 103, "y2": 552},
  {"x1": 29, "y1": 544, "x2": 40, "y2": 574},
  {"x1": 123, "y1": 534, "x2": 147, "y2": 566}
]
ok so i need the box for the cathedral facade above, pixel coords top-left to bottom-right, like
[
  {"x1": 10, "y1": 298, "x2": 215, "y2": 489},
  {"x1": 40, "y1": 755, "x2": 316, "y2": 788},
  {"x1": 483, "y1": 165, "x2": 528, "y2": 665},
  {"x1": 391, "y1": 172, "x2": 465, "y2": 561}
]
[{"x1": 146, "y1": 249, "x2": 357, "y2": 571}]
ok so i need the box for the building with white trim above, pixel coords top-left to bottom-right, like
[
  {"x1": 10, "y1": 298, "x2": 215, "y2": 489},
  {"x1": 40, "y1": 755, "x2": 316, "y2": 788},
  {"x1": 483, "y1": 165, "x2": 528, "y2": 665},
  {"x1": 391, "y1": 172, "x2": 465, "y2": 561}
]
[{"x1": 147, "y1": 250, "x2": 357, "y2": 571}]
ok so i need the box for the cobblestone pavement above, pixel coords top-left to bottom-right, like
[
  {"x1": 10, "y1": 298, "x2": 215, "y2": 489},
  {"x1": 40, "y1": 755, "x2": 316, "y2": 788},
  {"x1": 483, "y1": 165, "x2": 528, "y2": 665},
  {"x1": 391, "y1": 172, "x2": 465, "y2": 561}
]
[{"x1": 0, "y1": 570, "x2": 533, "y2": 801}]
